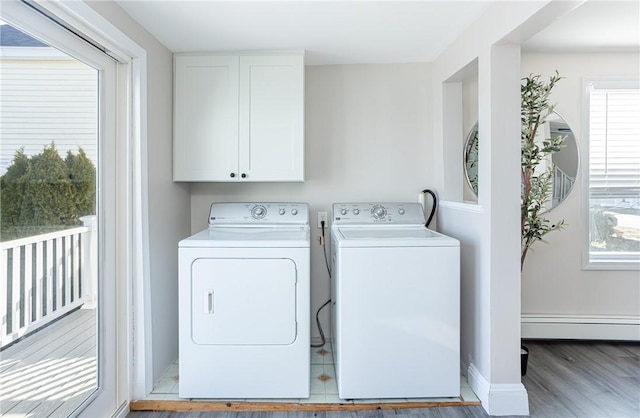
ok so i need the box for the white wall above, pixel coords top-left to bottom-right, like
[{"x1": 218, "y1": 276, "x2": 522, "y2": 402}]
[
  {"x1": 87, "y1": 1, "x2": 191, "y2": 388},
  {"x1": 190, "y1": 63, "x2": 433, "y2": 340},
  {"x1": 432, "y1": 1, "x2": 584, "y2": 415},
  {"x1": 521, "y1": 52, "x2": 640, "y2": 336}
]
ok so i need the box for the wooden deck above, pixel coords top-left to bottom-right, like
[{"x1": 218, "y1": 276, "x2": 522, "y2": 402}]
[{"x1": 0, "y1": 308, "x2": 97, "y2": 417}]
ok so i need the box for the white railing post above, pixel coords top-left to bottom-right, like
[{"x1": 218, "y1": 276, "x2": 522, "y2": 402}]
[
  {"x1": 55, "y1": 237, "x2": 63, "y2": 312},
  {"x1": 25, "y1": 244, "x2": 33, "y2": 329},
  {"x1": 80, "y1": 215, "x2": 97, "y2": 309},
  {"x1": 34, "y1": 241, "x2": 43, "y2": 323},
  {"x1": 11, "y1": 246, "x2": 21, "y2": 338},
  {"x1": 45, "y1": 238, "x2": 54, "y2": 318}
]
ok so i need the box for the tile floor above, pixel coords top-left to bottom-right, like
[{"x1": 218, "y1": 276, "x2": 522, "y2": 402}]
[{"x1": 146, "y1": 344, "x2": 479, "y2": 405}]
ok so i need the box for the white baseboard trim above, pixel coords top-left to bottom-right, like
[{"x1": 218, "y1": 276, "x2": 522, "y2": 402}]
[
  {"x1": 467, "y1": 363, "x2": 529, "y2": 416},
  {"x1": 521, "y1": 314, "x2": 640, "y2": 341}
]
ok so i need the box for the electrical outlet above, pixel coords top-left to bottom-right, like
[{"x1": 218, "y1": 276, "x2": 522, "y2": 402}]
[{"x1": 317, "y1": 212, "x2": 328, "y2": 229}]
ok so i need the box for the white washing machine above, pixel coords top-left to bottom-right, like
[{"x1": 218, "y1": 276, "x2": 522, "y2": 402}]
[
  {"x1": 331, "y1": 202, "x2": 460, "y2": 399},
  {"x1": 178, "y1": 202, "x2": 310, "y2": 399}
]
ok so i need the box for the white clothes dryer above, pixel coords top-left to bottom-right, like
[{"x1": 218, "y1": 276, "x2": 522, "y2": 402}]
[
  {"x1": 331, "y1": 202, "x2": 460, "y2": 399},
  {"x1": 179, "y1": 202, "x2": 310, "y2": 399}
]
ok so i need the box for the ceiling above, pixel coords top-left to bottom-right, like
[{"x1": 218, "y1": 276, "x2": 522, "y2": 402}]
[{"x1": 115, "y1": 1, "x2": 640, "y2": 66}]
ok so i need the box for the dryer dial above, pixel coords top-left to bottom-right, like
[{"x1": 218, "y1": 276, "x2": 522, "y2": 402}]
[
  {"x1": 251, "y1": 205, "x2": 267, "y2": 219},
  {"x1": 372, "y1": 205, "x2": 387, "y2": 219}
]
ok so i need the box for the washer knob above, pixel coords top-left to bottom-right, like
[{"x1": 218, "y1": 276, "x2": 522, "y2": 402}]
[
  {"x1": 340, "y1": 208, "x2": 348, "y2": 216},
  {"x1": 353, "y1": 208, "x2": 360, "y2": 215},
  {"x1": 398, "y1": 208, "x2": 405, "y2": 215},
  {"x1": 279, "y1": 209, "x2": 286, "y2": 215},
  {"x1": 291, "y1": 209, "x2": 298, "y2": 215}
]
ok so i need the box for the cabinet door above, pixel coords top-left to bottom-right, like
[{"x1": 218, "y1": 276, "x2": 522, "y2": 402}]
[
  {"x1": 174, "y1": 55, "x2": 239, "y2": 181},
  {"x1": 238, "y1": 55, "x2": 304, "y2": 182}
]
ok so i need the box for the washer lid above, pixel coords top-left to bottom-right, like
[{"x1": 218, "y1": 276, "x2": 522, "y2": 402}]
[
  {"x1": 334, "y1": 226, "x2": 459, "y2": 247},
  {"x1": 179, "y1": 226, "x2": 310, "y2": 248}
]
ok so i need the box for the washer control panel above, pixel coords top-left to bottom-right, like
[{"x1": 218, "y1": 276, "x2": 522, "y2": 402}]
[
  {"x1": 209, "y1": 202, "x2": 309, "y2": 225},
  {"x1": 332, "y1": 203, "x2": 425, "y2": 225}
]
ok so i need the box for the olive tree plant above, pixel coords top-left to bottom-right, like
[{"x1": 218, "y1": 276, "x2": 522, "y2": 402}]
[{"x1": 520, "y1": 72, "x2": 567, "y2": 270}]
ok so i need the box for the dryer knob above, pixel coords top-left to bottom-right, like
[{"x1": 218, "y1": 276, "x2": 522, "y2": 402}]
[
  {"x1": 251, "y1": 205, "x2": 267, "y2": 219},
  {"x1": 340, "y1": 208, "x2": 348, "y2": 216},
  {"x1": 372, "y1": 205, "x2": 387, "y2": 219},
  {"x1": 279, "y1": 209, "x2": 286, "y2": 215},
  {"x1": 291, "y1": 209, "x2": 298, "y2": 215},
  {"x1": 398, "y1": 208, "x2": 405, "y2": 215},
  {"x1": 353, "y1": 209, "x2": 360, "y2": 215}
]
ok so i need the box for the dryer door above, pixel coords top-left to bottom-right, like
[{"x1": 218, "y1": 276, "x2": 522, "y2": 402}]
[{"x1": 191, "y1": 257, "x2": 297, "y2": 345}]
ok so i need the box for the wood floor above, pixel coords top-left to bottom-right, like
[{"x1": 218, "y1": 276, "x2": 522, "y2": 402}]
[
  {"x1": 0, "y1": 308, "x2": 97, "y2": 418},
  {"x1": 522, "y1": 340, "x2": 639, "y2": 418},
  {"x1": 127, "y1": 340, "x2": 640, "y2": 418}
]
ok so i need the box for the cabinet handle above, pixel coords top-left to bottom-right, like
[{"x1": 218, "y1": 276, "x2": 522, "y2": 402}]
[
  {"x1": 241, "y1": 173, "x2": 247, "y2": 179},
  {"x1": 230, "y1": 172, "x2": 236, "y2": 178}
]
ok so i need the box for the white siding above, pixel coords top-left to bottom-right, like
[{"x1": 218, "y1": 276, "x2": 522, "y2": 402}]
[{"x1": 0, "y1": 50, "x2": 97, "y2": 174}]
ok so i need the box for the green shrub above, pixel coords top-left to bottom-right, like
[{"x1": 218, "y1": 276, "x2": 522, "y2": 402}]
[{"x1": 0, "y1": 143, "x2": 96, "y2": 241}]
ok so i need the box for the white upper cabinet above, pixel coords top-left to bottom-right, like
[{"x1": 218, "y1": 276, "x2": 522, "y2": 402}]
[{"x1": 174, "y1": 53, "x2": 304, "y2": 182}]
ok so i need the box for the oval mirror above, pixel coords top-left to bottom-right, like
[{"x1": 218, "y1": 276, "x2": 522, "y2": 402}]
[{"x1": 463, "y1": 112, "x2": 579, "y2": 210}]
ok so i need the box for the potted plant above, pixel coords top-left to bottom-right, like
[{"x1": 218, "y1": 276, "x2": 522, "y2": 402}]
[{"x1": 520, "y1": 71, "x2": 567, "y2": 375}]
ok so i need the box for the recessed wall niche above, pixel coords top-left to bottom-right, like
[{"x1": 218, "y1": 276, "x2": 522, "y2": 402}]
[{"x1": 442, "y1": 58, "x2": 478, "y2": 204}]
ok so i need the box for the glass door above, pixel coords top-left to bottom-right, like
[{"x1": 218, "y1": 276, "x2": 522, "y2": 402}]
[{"x1": 0, "y1": 3, "x2": 120, "y2": 416}]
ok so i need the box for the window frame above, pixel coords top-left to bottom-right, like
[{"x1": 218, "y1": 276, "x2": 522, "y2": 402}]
[{"x1": 582, "y1": 76, "x2": 640, "y2": 271}]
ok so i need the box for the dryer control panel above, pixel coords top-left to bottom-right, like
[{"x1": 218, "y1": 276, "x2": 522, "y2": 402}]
[
  {"x1": 209, "y1": 202, "x2": 309, "y2": 225},
  {"x1": 332, "y1": 202, "x2": 425, "y2": 225}
]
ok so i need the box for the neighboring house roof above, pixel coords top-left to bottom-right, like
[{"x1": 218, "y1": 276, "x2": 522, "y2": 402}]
[{"x1": 0, "y1": 24, "x2": 47, "y2": 47}]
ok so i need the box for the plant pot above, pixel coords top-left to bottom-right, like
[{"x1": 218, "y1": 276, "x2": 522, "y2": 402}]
[{"x1": 521, "y1": 345, "x2": 529, "y2": 376}]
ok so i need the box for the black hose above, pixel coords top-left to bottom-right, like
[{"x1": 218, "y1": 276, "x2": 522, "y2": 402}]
[
  {"x1": 421, "y1": 189, "x2": 437, "y2": 228},
  {"x1": 311, "y1": 220, "x2": 331, "y2": 348}
]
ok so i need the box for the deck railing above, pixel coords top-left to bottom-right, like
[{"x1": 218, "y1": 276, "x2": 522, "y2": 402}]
[{"x1": 0, "y1": 216, "x2": 97, "y2": 348}]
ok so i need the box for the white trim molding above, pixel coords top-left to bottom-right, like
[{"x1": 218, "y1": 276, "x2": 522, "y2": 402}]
[
  {"x1": 467, "y1": 363, "x2": 529, "y2": 416},
  {"x1": 439, "y1": 200, "x2": 484, "y2": 214},
  {"x1": 522, "y1": 314, "x2": 640, "y2": 341}
]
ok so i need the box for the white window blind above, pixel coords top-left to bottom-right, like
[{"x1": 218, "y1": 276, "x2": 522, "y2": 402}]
[{"x1": 588, "y1": 84, "x2": 640, "y2": 198}]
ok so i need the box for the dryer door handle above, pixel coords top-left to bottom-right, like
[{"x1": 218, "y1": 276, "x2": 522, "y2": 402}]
[{"x1": 204, "y1": 291, "x2": 214, "y2": 314}]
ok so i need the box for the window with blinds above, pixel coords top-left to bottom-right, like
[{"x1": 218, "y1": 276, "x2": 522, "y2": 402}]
[{"x1": 586, "y1": 78, "x2": 640, "y2": 266}]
